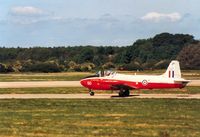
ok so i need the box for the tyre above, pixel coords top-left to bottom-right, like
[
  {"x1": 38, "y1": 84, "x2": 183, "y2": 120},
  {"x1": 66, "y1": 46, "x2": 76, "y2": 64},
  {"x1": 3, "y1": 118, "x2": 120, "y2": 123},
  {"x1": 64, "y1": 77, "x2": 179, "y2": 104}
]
[
  {"x1": 124, "y1": 89, "x2": 130, "y2": 96},
  {"x1": 89, "y1": 91, "x2": 95, "y2": 96},
  {"x1": 119, "y1": 90, "x2": 124, "y2": 97}
]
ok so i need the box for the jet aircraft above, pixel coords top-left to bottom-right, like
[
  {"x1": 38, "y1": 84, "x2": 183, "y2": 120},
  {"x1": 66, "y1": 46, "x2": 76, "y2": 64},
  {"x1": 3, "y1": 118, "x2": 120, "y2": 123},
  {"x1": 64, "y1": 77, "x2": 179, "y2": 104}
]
[{"x1": 80, "y1": 60, "x2": 190, "y2": 96}]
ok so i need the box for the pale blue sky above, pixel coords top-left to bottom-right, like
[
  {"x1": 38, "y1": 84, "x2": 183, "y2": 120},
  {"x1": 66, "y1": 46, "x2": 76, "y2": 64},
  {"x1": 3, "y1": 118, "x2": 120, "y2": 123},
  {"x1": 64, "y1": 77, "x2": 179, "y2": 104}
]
[{"x1": 0, "y1": 0, "x2": 200, "y2": 47}]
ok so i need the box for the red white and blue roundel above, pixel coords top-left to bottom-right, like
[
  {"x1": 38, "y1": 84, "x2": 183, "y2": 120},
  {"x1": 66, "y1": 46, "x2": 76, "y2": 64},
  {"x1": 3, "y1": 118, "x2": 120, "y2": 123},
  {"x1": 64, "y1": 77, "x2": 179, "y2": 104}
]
[{"x1": 142, "y1": 80, "x2": 148, "y2": 86}]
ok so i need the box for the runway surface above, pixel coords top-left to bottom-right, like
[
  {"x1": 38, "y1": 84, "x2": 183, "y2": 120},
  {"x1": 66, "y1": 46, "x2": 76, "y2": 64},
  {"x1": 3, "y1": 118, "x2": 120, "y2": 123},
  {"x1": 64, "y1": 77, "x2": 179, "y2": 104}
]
[
  {"x1": 0, "y1": 81, "x2": 81, "y2": 88},
  {"x1": 0, "y1": 80, "x2": 199, "y2": 88},
  {"x1": 0, "y1": 93, "x2": 200, "y2": 99}
]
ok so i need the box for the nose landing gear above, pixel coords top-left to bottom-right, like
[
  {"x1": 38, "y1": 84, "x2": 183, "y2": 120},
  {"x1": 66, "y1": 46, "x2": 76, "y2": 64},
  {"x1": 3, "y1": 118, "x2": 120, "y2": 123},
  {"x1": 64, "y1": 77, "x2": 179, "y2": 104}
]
[{"x1": 89, "y1": 89, "x2": 95, "y2": 96}]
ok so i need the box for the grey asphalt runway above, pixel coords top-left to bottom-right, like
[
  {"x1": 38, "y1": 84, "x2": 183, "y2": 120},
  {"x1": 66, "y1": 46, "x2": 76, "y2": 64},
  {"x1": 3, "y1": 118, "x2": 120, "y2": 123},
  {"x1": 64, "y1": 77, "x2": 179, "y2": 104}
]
[
  {"x1": 0, "y1": 80, "x2": 199, "y2": 88},
  {"x1": 0, "y1": 93, "x2": 200, "y2": 99}
]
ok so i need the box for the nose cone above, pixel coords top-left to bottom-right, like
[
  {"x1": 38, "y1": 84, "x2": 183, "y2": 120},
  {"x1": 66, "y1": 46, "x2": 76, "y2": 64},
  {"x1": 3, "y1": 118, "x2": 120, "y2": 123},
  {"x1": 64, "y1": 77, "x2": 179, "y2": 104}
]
[
  {"x1": 80, "y1": 79, "x2": 87, "y2": 87},
  {"x1": 80, "y1": 78, "x2": 92, "y2": 88}
]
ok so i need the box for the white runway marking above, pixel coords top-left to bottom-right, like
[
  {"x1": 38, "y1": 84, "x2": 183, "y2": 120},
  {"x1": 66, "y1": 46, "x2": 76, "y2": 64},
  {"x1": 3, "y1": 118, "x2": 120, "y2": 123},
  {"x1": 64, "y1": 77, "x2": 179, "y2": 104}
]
[{"x1": 0, "y1": 94, "x2": 200, "y2": 99}]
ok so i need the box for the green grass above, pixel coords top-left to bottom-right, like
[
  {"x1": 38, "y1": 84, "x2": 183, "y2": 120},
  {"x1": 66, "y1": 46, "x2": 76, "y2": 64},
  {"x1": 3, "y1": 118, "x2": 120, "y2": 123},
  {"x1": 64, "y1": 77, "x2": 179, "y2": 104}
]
[
  {"x1": 0, "y1": 99, "x2": 199, "y2": 137},
  {"x1": 0, "y1": 72, "x2": 91, "y2": 81},
  {"x1": 0, "y1": 86, "x2": 199, "y2": 94}
]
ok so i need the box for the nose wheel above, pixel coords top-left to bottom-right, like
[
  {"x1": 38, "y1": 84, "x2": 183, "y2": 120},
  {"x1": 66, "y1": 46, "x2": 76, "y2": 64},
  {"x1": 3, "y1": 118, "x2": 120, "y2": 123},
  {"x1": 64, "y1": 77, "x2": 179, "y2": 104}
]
[{"x1": 89, "y1": 89, "x2": 95, "y2": 96}]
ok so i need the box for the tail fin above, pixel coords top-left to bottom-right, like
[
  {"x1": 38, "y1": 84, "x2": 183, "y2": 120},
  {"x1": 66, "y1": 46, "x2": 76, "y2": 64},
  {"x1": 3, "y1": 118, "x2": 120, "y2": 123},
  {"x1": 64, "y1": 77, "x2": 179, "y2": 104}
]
[{"x1": 162, "y1": 60, "x2": 181, "y2": 79}]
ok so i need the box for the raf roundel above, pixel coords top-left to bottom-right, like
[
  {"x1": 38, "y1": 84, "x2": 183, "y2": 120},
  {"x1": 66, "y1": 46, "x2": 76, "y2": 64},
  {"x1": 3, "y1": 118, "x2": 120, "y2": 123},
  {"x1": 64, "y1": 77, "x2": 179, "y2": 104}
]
[{"x1": 142, "y1": 80, "x2": 148, "y2": 86}]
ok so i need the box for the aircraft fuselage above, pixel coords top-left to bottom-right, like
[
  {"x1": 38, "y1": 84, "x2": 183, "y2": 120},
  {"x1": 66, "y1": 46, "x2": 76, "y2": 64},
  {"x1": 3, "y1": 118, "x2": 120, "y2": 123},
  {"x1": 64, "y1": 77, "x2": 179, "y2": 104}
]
[{"x1": 80, "y1": 74, "x2": 185, "y2": 90}]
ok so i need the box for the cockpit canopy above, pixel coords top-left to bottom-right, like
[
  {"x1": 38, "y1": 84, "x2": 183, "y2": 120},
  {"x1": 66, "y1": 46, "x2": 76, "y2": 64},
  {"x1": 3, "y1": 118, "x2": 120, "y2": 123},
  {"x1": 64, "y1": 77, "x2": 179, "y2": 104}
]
[
  {"x1": 96, "y1": 70, "x2": 116, "y2": 77},
  {"x1": 83, "y1": 70, "x2": 116, "y2": 79}
]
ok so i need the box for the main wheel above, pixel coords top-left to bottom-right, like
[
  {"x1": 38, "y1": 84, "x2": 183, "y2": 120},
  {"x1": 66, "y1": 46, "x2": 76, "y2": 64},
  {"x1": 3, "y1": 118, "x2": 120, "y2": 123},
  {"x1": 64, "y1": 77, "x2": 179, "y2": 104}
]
[
  {"x1": 119, "y1": 91, "x2": 124, "y2": 97},
  {"x1": 119, "y1": 89, "x2": 130, "y2": 97},
  {"x1": 124, "y1": 89, "x2": 130, "y2": 96},
  {"x1": 119, "y1": 89, "x2": 125, "y2": 97}
]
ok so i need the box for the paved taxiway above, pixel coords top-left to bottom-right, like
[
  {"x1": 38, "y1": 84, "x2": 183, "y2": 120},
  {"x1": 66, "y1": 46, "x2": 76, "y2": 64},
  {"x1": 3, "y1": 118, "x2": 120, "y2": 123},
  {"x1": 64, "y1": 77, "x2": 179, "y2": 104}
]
[
  {"x1": 0, "y1": 80, "x2": 199, "y2": 88},
  {"x1": 0, "y1": 94, "x2": 200, "y2": 99}
]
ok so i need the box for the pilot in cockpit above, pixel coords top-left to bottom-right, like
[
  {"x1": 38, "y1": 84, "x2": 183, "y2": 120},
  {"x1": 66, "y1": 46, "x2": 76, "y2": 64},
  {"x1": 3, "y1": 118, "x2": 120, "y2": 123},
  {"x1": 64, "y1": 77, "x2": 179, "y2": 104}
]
[{"x1": 97, "y1": 70, "x2": 116, "y2": 77}]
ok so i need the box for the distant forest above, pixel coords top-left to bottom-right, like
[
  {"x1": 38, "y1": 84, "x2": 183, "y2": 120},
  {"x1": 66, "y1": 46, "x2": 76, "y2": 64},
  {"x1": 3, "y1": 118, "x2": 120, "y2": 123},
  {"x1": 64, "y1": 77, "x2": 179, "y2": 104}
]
[{"x1": 0, "y1": 32, "x2": 200, "y2": 73}]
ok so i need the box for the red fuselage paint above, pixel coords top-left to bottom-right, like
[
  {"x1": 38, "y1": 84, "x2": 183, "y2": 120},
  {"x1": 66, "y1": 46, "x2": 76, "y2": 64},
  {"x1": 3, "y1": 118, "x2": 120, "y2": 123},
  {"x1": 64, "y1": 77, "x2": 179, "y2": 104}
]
[{"x1": 80, "y1": 78, "x2": 184, "y2": 90}]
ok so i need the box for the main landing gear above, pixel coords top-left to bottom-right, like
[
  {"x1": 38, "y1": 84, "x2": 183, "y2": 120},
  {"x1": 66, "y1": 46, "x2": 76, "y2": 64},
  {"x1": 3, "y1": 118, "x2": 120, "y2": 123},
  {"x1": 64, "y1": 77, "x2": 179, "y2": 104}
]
[
  {"x1": 89, "y1": 89, "x2": 95, "y2": 96},
  {"x1": 119, "y1": 89, "x2": 130, "y2": 97},
  {"x1": 88, "y1": 89, "x2": 130, "y2": 97}
]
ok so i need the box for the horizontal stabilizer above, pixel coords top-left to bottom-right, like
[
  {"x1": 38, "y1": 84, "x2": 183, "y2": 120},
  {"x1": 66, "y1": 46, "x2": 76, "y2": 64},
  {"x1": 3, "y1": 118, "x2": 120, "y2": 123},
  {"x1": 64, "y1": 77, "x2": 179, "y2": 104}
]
[{"x1": 174, "y1": 79, "x2": 190, "y2": 83}]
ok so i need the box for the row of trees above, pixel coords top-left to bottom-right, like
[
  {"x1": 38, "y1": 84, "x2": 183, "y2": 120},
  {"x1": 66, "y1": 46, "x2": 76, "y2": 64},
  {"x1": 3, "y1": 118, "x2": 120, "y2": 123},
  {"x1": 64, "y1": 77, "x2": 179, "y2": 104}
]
[{"x1": 0, "y1": 33, "x2": 199, "y2": 72}]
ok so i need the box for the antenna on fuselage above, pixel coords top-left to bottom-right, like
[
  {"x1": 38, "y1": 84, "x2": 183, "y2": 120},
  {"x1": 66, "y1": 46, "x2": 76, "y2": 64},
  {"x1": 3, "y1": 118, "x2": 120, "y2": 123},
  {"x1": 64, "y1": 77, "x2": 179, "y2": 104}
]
[{"x1": 100, "y1": 67, "x2": 104, "y2": 77}]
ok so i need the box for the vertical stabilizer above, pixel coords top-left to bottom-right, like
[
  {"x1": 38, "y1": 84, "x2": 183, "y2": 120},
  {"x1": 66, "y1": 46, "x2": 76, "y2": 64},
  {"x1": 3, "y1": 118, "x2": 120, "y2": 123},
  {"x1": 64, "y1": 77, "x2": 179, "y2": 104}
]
[{"x1": 163, "y1": 60, "x2": 181, "y2": 79}]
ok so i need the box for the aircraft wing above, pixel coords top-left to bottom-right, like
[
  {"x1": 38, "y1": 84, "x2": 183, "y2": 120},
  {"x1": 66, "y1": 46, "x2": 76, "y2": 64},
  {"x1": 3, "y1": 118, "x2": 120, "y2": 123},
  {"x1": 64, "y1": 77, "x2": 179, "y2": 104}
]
[{"x1": 110, "y1": 84, "x2": 138, "y2": 90}]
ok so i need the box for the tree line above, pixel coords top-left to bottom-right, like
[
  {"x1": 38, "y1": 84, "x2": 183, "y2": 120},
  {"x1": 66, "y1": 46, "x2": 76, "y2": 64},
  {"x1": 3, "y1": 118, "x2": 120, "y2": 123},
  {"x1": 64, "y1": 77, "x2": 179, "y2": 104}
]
[{"x1": 0, "y1": 32, "x2": 199, "y2": 73}]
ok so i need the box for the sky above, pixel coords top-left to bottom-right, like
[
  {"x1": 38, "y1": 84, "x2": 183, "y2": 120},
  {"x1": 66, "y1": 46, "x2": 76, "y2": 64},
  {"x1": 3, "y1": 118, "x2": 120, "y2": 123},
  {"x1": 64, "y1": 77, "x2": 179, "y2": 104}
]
[{"x1": 0, "y1": 0, "x2": 200, "y2": 47}]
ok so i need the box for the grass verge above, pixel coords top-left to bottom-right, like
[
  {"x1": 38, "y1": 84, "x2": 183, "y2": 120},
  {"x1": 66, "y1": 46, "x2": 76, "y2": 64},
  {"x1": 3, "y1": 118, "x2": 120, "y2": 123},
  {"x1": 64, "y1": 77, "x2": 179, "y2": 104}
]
[
  {"x1": 0, "y1": 72, "x2": 91, "y2": 81},
  {"x1": 0, "y1": 99, "x2": 199, "y2": 137}
]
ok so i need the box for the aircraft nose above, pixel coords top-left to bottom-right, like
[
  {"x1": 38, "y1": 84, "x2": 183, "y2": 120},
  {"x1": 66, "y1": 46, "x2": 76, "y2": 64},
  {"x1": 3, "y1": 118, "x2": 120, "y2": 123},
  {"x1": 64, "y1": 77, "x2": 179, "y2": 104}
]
[
  {"x1": 80, "y1": 79, "x2": 87, "y2": 87},
  {"x1": 80, "y1": 78, "x2": 92, "y2": 88}
]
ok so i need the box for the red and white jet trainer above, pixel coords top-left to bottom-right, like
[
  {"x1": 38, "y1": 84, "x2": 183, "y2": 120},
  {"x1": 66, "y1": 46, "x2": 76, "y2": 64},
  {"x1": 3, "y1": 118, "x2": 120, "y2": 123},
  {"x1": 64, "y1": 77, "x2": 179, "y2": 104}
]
[{"x1": 80, "y1": 60, "x2": 190, "y2": 96}]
